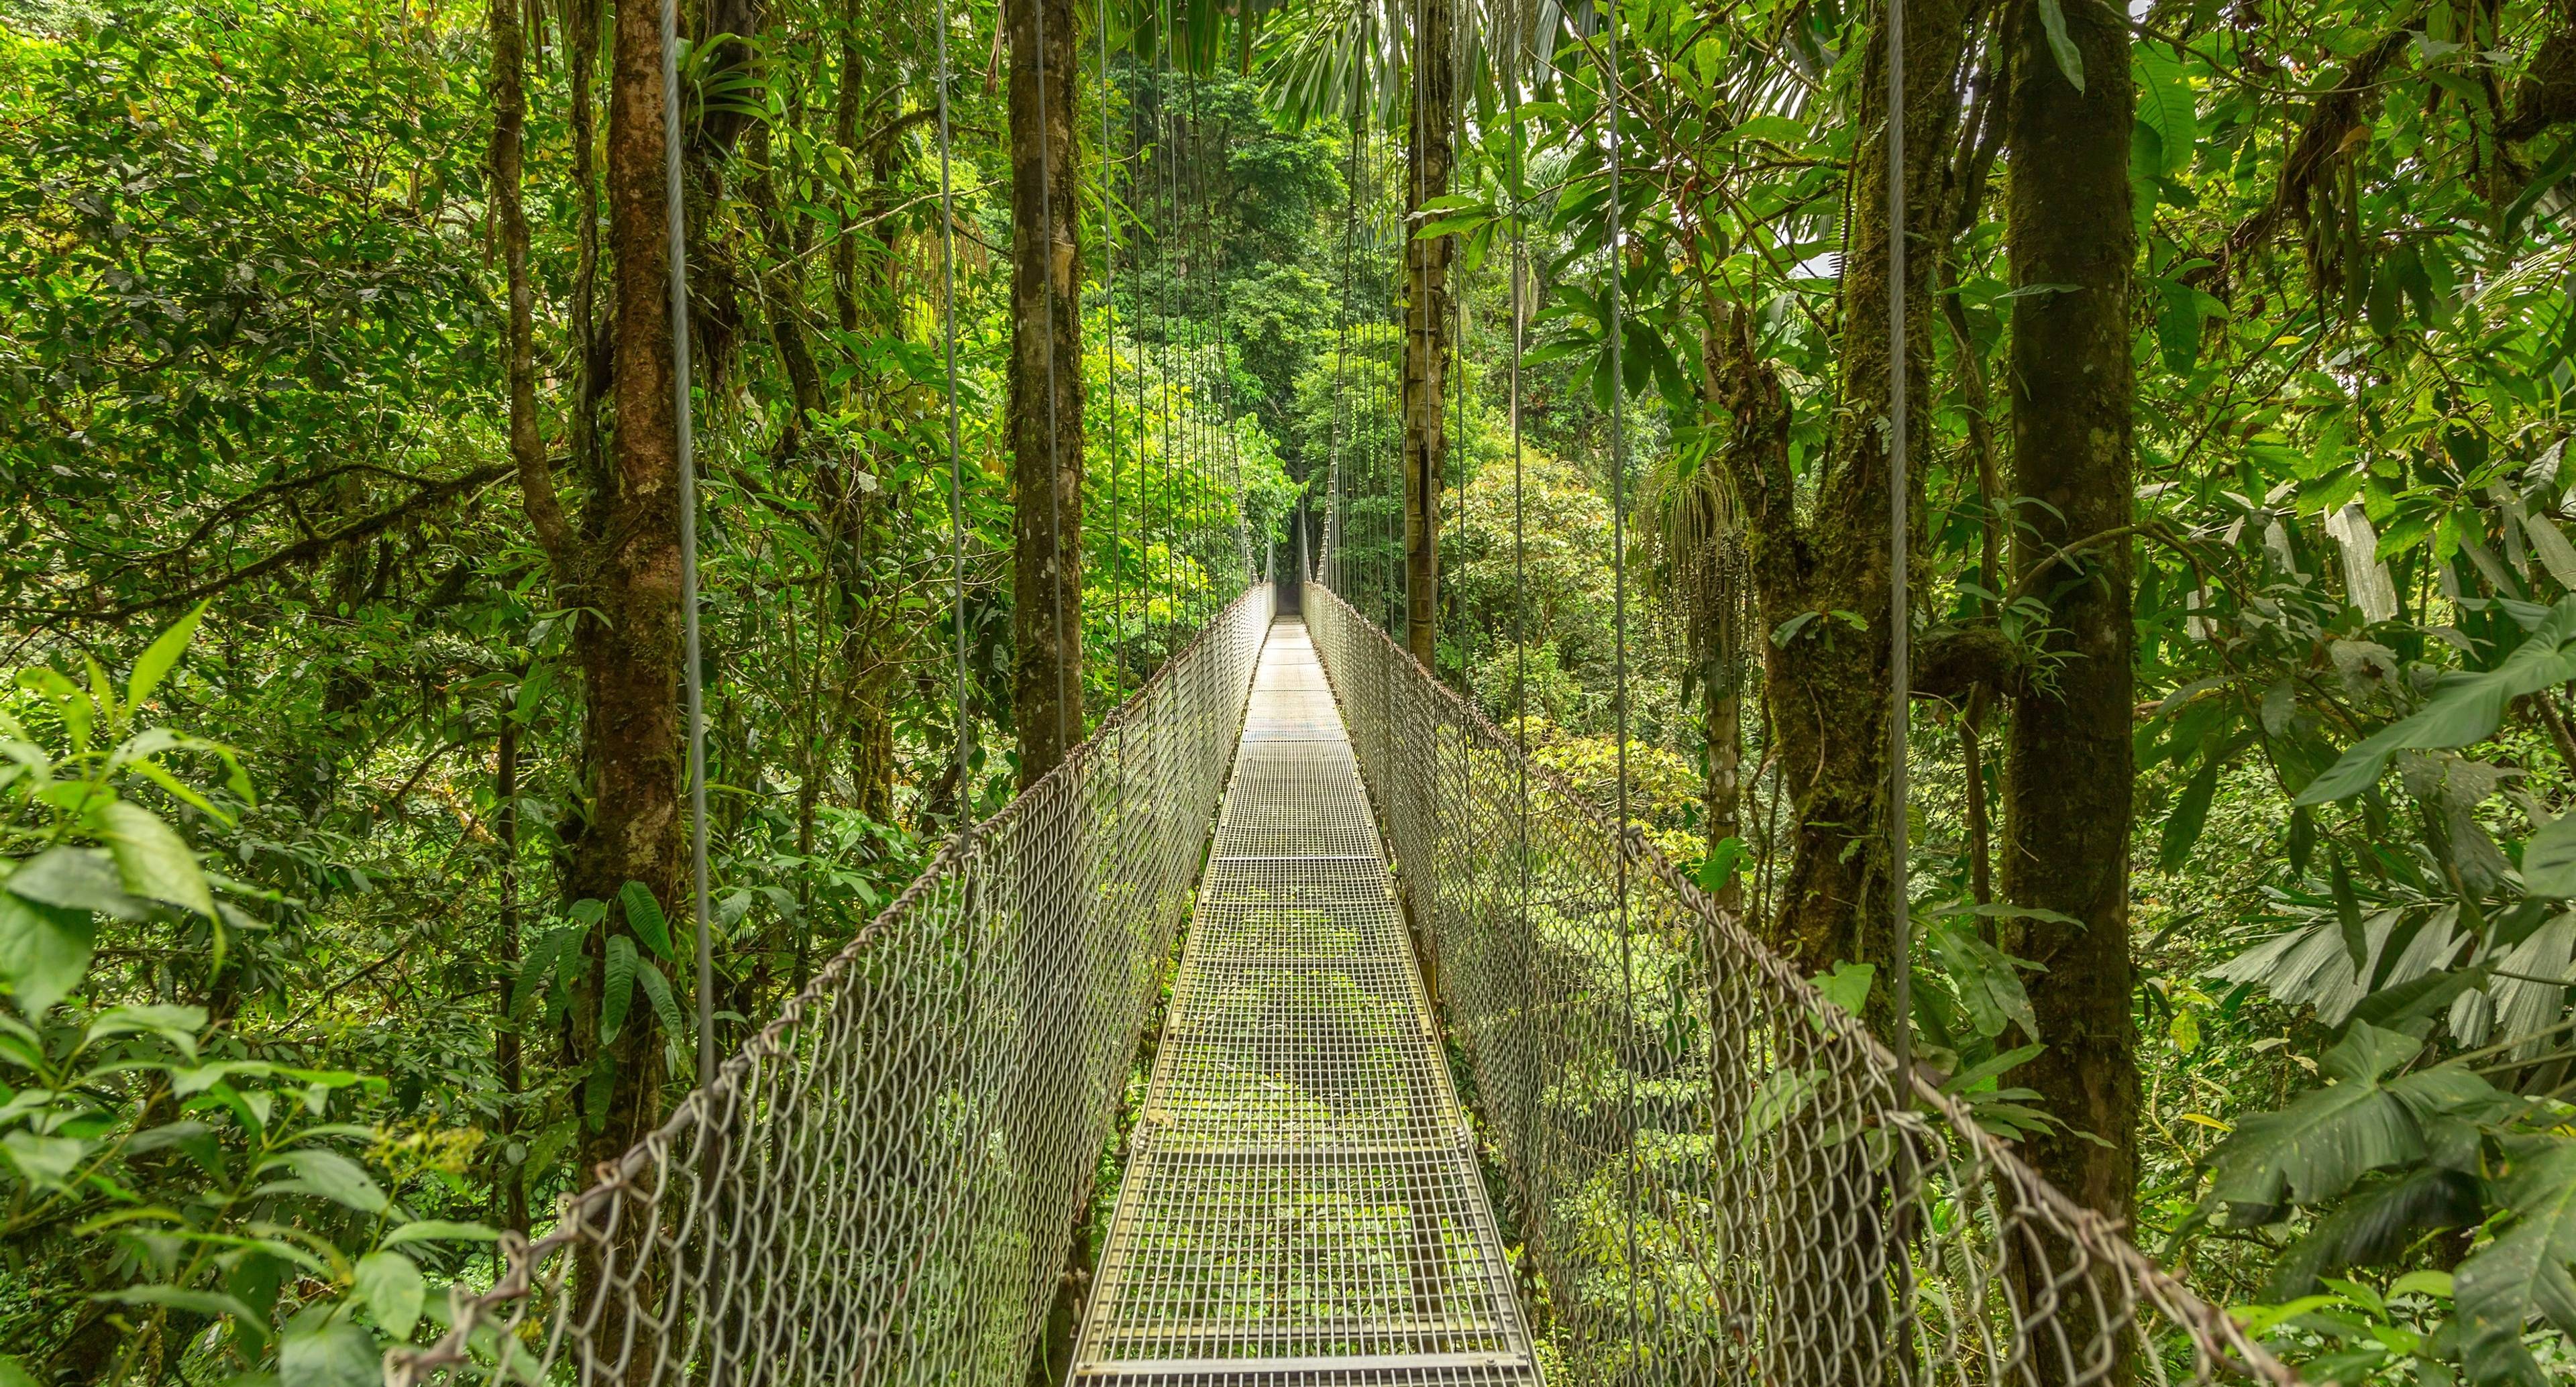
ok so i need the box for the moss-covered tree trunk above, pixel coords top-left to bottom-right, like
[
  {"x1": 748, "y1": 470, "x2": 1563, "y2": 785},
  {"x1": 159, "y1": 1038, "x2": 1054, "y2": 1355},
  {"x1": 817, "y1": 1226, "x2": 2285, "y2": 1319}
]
[
  {"x1": 571, "y1": 0, "x2": 686, "y2": 1180},
  {"x1": 2000, "y1": 0, "x2": 2137, "y2": 1377},
  {"x1": 493, "y1": 0, "x2": 679, "y2": 1195},
  {"x1": 1710, "y1": 0, "x2": 1966, "y2": 999},
  {"x1": 1400, "y1": 0, "x2": 1452, "y2": 667},
  {"x1": 1006, "y1": 0, "x2": 1091, "y2": 1380},
  {"x1": 1011, "y1": 0, "x2": 1085, "y2": 786}
]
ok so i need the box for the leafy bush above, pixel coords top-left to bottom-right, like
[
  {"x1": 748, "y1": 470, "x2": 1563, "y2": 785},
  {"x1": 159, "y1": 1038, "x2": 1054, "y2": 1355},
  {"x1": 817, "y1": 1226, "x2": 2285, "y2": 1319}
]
[{"x1": 0, "y1": 610, "x2": 493, "y2": 1386}]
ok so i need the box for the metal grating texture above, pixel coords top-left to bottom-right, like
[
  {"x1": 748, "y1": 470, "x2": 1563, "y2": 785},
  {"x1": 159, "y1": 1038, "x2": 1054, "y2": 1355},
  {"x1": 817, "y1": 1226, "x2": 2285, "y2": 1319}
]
[
  {"x1": 1073, "y1": 620, "x2": 1540, "y2": 1386},
  {"x1": 388, "y1": 586, "x2": 1277, "y2": 1387},
  {"x1": 1300, "y1": 580, "x2": 2296, "y2": 1386}
]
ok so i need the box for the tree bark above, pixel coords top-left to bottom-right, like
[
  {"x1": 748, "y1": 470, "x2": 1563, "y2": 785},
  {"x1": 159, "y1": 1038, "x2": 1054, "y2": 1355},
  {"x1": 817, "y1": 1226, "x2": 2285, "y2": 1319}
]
[
  {"x1": 1707, "y1": 0, "x2": 1966, "y2": 1004},
  {"x1": 1400, "y1": 0, "x2": 1454, "y2": 668},
  {"x1": 492, "y1": 712, "x2": 529, "y2": 1239},
  {"x1": 492, "y1": 0, "x2": 567, "y2": 564},
  {"x1": 1006, "y1": 0, "x2": 1092, "y2": 1378},
  {"x1": 568, "y1": 0, "x2": 687, "y2": 1174},
  {"x1": 1009, "y1": 0, "x2": 1085, "y2": 786},
  {"x1": 2000, "y1": 0, "x2": 2137, "y2": 1378},
  {"x1": 1706, "y1": 685, "x2": 1743, "y2": 911}
]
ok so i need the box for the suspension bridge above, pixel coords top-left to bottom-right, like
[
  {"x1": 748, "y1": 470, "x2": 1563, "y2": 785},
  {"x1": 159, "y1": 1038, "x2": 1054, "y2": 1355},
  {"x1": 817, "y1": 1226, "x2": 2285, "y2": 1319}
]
[
  {"x1": 372, "y1": 0, "x2": 2298, "y2": 1371},
  {"x1": 387, "y1": 575, "x2": 2292, "y2": 1387}
]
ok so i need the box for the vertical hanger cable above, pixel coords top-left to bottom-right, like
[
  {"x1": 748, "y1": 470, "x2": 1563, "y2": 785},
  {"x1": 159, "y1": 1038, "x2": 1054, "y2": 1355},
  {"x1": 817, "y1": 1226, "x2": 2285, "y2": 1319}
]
[{"x1": 658, "y1": 0, "x2": 715, "y2": 1085}]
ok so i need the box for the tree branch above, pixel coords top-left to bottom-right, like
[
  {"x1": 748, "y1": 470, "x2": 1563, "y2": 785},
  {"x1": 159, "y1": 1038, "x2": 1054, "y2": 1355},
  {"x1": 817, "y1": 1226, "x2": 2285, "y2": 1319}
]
[{"x1": 15, "y1": 464, "x2": 511, "y2": 624}]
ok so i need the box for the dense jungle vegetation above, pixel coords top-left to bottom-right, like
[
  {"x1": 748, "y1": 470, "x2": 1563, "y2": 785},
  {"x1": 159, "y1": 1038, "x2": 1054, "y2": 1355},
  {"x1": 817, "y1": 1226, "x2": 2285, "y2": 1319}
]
[{"x1": 3, "y1": 0, "x2": 2576, "y2": 1380}]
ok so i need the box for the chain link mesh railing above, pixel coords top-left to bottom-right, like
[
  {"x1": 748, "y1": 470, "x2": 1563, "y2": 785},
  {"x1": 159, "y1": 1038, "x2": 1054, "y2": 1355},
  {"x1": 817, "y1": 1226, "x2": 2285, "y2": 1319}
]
[
  {"x1": 1301, "y1": 580, "x2": 2296, "y2": 1387},
  {"x1": 388, "y1": 586, "x2": 1274, "y2": 1387}
]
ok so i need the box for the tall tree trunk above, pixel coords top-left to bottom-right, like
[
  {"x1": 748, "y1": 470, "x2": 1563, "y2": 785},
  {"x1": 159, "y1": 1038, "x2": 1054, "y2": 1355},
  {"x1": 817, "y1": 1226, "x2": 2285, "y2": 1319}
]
[
  {"x1": 568, "y1": 0, "x2": 686, "y2": 1174},
  {"x1": 1009, "y1": 0, "x2": 1084, "y2": 786},
  {"x1": 568, "y1": 0, "x2": 610, "y2": 498},
  {"x1": 2000, "y1": 0, "x2": 2137, "y2": 1376},
  {"x1": 1007, "y1": 0, "x2": 1091, "y2": 1379},
  {"x1": 1707, "y1": 0, "x2": 1966, "y2": 1002},
  {"x1": 1400, "y1": 0, "x2": 1453, "y2": 667},
  {"x1": 1702, "y1": 15, "x2": 1964, "y2": 1372},
  {"x1": 486, "y1": 0, "x2": 545, "y2": 1254}
]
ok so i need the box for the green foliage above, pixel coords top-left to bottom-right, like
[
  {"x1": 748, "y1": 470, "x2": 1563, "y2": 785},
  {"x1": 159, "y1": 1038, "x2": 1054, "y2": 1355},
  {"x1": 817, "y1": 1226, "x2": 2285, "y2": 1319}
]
[{"x1": 0, "y1": 612, "x2": 494, "y2": 1378}]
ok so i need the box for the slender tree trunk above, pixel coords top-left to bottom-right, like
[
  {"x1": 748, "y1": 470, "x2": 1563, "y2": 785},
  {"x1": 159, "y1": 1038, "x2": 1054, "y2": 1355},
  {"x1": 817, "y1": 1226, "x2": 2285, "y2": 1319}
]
[
  {"x1": 833, "y1": 7, "x2": 864, "y2": 339},
  {"x1": 1009, "y1": 0, "x2": 1084, "y2": 786},
  {"x1": 1960, "y1": 683, "x2": 1994, "y2": 908},
  {"x1": 485, "y1": 0, "x2": 543, "y2": 1251},
  {"x1": 1706, "y1": 684, "x2": 1743, "y2": 911},
  {"x1": 493, "y1": 712, "x2": 529, "y2": 1239},
  {"x1": 1400, "y1": 0, "x2": 1454, "y2": 667},
  {"x1": 568, "y1": 0, "x2": 686, "y2": 1176},
  {"x1": 568, "y1": 0, "x2": 609, "y2": 498},
  {"x1": 2000, "y1": 1, "x2": 2137, "y2": 1378}
]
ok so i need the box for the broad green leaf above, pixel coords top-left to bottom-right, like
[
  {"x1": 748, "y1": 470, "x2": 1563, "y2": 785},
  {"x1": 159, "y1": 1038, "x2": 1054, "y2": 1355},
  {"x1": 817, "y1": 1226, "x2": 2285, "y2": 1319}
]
[
  {"x1": 1814, "y1": 961, "x2": 1874, "y2": 1019},
  {"x1": 601, "y1": 934, "x2": 639, "y2": 1043},
  {"x1": 85, "y1": 1003, "x2": 206, "y2": 1058},
  {"x1": 2157, "y1": 280, "x2": 2203, "y2": 374},
  {"x1": 2390, "y1": 1270, "x2": 2455, "y2": 1300},
  {"x1": 2134, "y1": 44, "x2": 2194, "y2": 176},
  {"x1": 278, "y1": 1309, "x2": 380, "y2": 1387},
  {"x1": 1929, "y1": 924, "x2": 2041, "y2": 1041},
  {"x1": 0, "y1": 1355, "x2": 38, "y2": 1387},
  {"x1": 509, "y1": 926, "x2": 582, "y2": 1020},
  {"x1": 2525, "y1": 812, "x2": 2576, "y2": 896},
  {"x1": 1746, "y1": 1066, "x2": 1823, "y2": 1136},
  {"x1": 619, "y1": 881, "x2": 673, "y2": 960},
  {"x1": 2457, "y1": 1135, "x2": 2576, "y2": 1386},
  {"x1": 92, "y1": 1284, "x2": 262, "y2": 1325},
  {"x1": 19, "y1": 669, "x2": 91, "y2": 753},
  {"x1": 354, "y1": 1250, "x2": 424, "y2": 1339},
  {"x1": 258, "y1": 1150, "x2": 387, "y2": 1214},
  {"x1": 382, "y1": 1219, "x2": 500, "y2": 1248},
  {"x1": 7, "y1": 846, "x2": 150, "y2": 918},
  {"x1": 0, "y1": 891, "x2": 95, "y2": 1016},
  {"x1": 635, "y1": 960, "x2": 685, "y2": 1043},
  {"x1": 1941, "y1": 1042, "x2": 2045, "y2": 1095},
  {"x1": 2205, "y1": 1023, "x2": 2425, "y2": 1215},
  {"x1": 171, "y1": 1059, "x2": 292, "y2": 1095},
  {"x1": 94, "y1": 800, "x2": 215, "y2": 918},
  {"x1": 125, "y1": 601, "x2": 207, "y2": 712},
  {"x1": 2298, "y1": 596, "x2": 2576, "y2": 803},
  {"x1": 2035, "y1": 0, "x2": 2084, "y2": 92},
  {"x1": 3, "y1": 1131, "x2": 89, "y2": 1189},
  {"x1": 2159, "y1": 741, "x2": 2222, "y2": 870}
]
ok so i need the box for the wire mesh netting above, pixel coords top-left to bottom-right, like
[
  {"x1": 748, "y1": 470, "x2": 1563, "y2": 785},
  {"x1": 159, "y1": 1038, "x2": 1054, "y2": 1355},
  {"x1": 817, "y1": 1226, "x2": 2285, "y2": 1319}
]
[
  {"x1": 1299, "y1": 580, "x2": 2296, "y2": 1387},
  {"x1": 387, "y1": 586, "x2": 1275, "y2": 1387},
  {"x1": 1071, "y1": 620, "x2": 1538, "y2": 1382}
]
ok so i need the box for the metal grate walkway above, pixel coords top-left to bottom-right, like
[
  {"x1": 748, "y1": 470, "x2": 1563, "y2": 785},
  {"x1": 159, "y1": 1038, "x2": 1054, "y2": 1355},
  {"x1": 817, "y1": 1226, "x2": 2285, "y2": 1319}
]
[{"x1": 1071, "y1": 618, "x2": 1540, "y2": 1386}]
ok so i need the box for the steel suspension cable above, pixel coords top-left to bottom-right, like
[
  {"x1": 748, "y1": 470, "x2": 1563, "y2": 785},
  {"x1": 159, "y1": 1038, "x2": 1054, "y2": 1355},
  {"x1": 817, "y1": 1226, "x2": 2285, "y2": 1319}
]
[
  {"x1": 658, "y1": 0, "x2": 714, "y2": 1084},
  {"x1": 1101, "y1": 0, "x2": 1122, "y2": 701},
  {"x1": 1601, "y1": 0, "x2": 1641, "y2": 1360}
]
